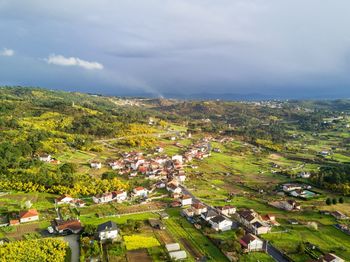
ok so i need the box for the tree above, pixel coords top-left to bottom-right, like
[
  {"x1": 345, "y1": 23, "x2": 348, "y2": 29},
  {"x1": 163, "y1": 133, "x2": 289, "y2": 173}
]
[
  {"x1": 332, "y1": 198, "x2": 337, "y2": 205},
  {"x1": 339, "y1": 197, "x2": 344, "y2": 204},
  {"x1": 297, "y1": 242, "x2": 305, "y2": 254},
  {"x1": 326, "y1": 198, "x2": 332, "y2": 205}
]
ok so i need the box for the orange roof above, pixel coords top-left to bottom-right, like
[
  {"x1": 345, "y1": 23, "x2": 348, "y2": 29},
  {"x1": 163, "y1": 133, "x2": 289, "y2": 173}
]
[
  {"x1": 134, "y1": 186, "x2": 144, "y2": 191},
  {"x1": 19, "y1": 209, "x2": 39, "y2": 219}
]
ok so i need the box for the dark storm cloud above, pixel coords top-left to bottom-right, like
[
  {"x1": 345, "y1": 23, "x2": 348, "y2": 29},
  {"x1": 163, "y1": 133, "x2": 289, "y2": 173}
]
[{"x1": 1, "y1": 0, "x2": 350, "y2": 98}]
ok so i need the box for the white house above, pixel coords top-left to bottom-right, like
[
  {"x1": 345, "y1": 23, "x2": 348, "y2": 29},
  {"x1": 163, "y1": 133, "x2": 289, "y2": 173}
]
[
  {"x1": 131, "y1": 159, "x2": 145, "y2": 170},
  {"x1": 180, "y1": 195, "x2": 192, "y2": 206},
  {"x1": 166, "y1": 183, "x2": 182, "y2": 194},
  {"x1": 90, "y1": 161, "x2": 102, "y2": 169},
  {"x1": 299, "y1": 172, "x2": 311, "y2": 178},
  {"x1": 97, "y1": 221, "x2": 118, "y2": 241},
  {"x1": 192, "y1": 203, "x2": 207, "y2": 215},
  {"x1": 133, "y1": 187, "x2": 148, "y2": 197},
  {"x1": 55, "y1": 194, "x2": 74, "y2": 205},
  {"x1": 209, "y1": 215, "x2": 233, "y2": 231},
  {"x1": 239, "y1": 233, "x2": 264, "y2": 252},
  {"x1": 39, "y1": 154, "x2": 51, "y2": 162},
  {"x1": 172, "y1": 155, "x2": 183, "y2": 164},
  {"x1": 216, "y1": 205, "x2": 236, "y2": 216},
  {"x1": 19, "y1": 209, "x2": 39, "y2": 223},
  {"x1": 93, "y1": 192, "x2": 113, "y2": 204},
  {"x1": 114, "y1": 190, "x2": 127, "y2": 202}
]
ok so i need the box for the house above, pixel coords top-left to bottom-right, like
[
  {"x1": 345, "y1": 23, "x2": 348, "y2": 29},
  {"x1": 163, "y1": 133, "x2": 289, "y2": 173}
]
[
  {"x1": 90, "y1": 161, "x2": 102, "y2": 169},
  {"x1": 192, "y1": 203, "x2": 207, "y2": 215},
  {"x1": 239, "y1": 233, "x2": 264, "y2": 252},
  {"x1": 236, "y1": 210, "x2": 259, "y2": 227},
  {"x1": 331, "y1": 211, "x2": 349, "y2": 220},
  {"x1": 54, "y1": 219, "x2": 82, "y2": 234},
  {"x1": 282, "y1": 183, "x2": 303, "y2": 192},
  {"x1": 216, "y1": 205, "x2": 236, "y2": 216},
  {"x1": 209, "y1": 215, "x2": 233, "y2": 231},
  {"x1": 282, "y1": 200, "x2": 301, "y2": 211},
  {"x1": 180, "y1": 195, "x2": 192, "y2": 206},
  {"x1": 172, "y1": 155, "x2": 183, "y2": 164},
  {"x1": 182, "y1": 208, "x2": 195, "y2": 218},
  {"x1": 155, "y1": 146, "x2": 164, "y2": 153},
  {"x1": 131, "y1": 159, "x2": 145, "y2": 170},
  {"x1": 176, "y1": 173, "x2": 186, "y2": 182},
  {"x1": 97, "y1": 221, "x2": 118, "y2": 241},
  {"x1": 19, "y1": 209, "x2": 39, "y2": 223},
  {"x1": 251, "y1": 221, "x2": 271, "y2": 235},
  {"x1": 262, "y1": 214, "x2": 279, "y2": 226},
  {"x1": 72, "y1": 199, "x2": 86, "y2": 207},
  {"x1": 201, "y1": 209, "x2": 218, "y2": 221},
  {"x1": 155, "y1": 181, "x2": 166, "y2": 189},
  {"x1": 113, "y1": 190, "x2": 127, "y2": 202},
  {"x1": 133, "y1": 186, "x2": 148, "y2": 197},
  {"x1": 299, "y1": 172, "x2": 311, "y2": 178},
  {"x1": 169, "y1": 250, "x2": 187, "y2": 261},
  {"x1": 93, "y1": 192, "x2": 113, "y2": 204},
  {"x1": 39, "y1": 154, "x2": 51, "y2": 162},
  {"x1": 166, "y1": 183, "x2": 182, "y2": 194},
  {"x1": 318, "y1": 253, "x2": 344, "y2": 262},
  {"x1": 55, "y1": 194, "x2": 74, "y2": 205}
]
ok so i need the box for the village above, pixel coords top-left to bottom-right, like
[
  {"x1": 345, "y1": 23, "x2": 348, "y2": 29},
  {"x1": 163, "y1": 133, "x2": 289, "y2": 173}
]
[{"x1": 0, "y1": 131, "x2": 348, "y2": 262}]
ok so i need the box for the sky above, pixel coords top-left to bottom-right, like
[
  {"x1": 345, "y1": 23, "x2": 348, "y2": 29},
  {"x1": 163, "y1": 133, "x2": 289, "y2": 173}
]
[{"x1": 1, "y1": 0, "x2": 350, "y2": 99}]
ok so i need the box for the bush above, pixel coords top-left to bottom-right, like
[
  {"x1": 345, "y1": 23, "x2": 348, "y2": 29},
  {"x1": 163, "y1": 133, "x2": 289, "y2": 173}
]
[
  {"x1": 332, "y1": 198, "x2": 337, "y2": 205},
  {"x1": 339, "y1": 197, "x2": 344, "y2": 204},
  {"x1": 326, "y1": 198, "x2": 332, "y2": 205}
]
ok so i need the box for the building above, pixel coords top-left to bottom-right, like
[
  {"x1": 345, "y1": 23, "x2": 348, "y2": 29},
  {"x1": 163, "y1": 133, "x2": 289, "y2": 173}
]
[
  {"x1": 93, "y1": 192, "x2": 113, "y2": 204},
  {"x1": 39, "y1": 154, "x2": 51, "y2": 162},
  {"x1": 169, "y1": 250, "x2": 187, "y2": 261},
  {"x1": 192, "y1": 203, "x2": 207, "y2": 215},
  {"x1": 216, "y1": 205, "x2": 236, "y2": 216},
  {"x1": 166, "y1": 183, "x2": 182, "y2": 194},
  {"x1": 19, "y1": 209, "x2": 39, "y2": 223},
  {"x1": 113, "y1": 190, "x2": 127, "y2": 202},
  {"x1": 166, "y1": 243, "x2": 181, "y2": 252},
  {"x1": 55, "y1": 194, "x2": 74, "y2": 205},
  {"x1": 180, "y1": 195, "x2": 192, "y2": 206},
  {"x1": 133, "y1": 186, "x2": 148, "y2": 197},
  {"x1": 318, "y1": 253, "x2": 344, "y2": 262},
  {"x1": 201, "y1": 210, "x2": 218, "y2": 221},
  {"x1": 208, "y1": 215, "x2": 233, "y2": 231},
  {"x1": 331, "y1": 211, "x2": 349, "y2": 220},
  {"x1": 239, "y1": 233, "x2": 264, "y2": 252},
  {"x1": 182, "y1": 208, "x2": 195, "y2": 218},
  {"x1": 90, "y1": 161, "x2": 102, "y2": 169},
  {"x1": 97, "y1": 221, "x2": 118, "y2": 241},
  {"x1": 54, "y1": 219, "x2": 82, "y2": 234},
  {"x1": 251, "y1": 221, "x2": 271, "y2": 235}
]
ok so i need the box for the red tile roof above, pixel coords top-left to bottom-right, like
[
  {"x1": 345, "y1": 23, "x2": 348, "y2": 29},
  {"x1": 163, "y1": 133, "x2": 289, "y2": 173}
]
[{"x1": 19, "y1": 209, "x2": 38, "y2": 219}]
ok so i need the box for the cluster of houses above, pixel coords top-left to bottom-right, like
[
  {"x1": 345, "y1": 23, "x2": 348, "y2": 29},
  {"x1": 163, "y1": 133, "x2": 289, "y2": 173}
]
[
  {"x1": 181, "y1": 201, "x2": 235, "y2": 232},
  {"x1": 236, "y1": 209, "x2": 277, "y2": 235},
  {"x1": 282, "y1": 183, "x2": 315, "y2": 199}
]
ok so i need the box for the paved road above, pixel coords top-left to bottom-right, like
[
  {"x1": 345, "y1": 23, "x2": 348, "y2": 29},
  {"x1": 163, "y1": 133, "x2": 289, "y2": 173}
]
[
  {"x1": 266, "y1": 242, "x2": 289, "y2": 262},
  {"x1": 64, "y1": 235, "x2": 80, "y2": 262}
]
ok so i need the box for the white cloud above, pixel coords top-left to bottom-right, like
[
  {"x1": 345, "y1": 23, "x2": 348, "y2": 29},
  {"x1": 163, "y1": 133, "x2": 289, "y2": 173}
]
[
  {"x1": 0, "y1": 48, "x2": 14, "y2": 56},
  {"x1": 46, "y1": 54, "x2": 103, "y2": 70}
]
